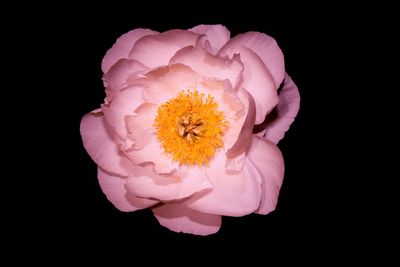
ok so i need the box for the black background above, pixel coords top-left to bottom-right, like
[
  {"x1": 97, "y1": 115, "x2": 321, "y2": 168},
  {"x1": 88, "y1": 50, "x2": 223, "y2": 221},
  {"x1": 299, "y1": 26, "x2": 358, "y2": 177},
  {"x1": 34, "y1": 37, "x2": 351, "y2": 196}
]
[{"x1": 18, "y1": 3, "x2": 383, "y2": 258}]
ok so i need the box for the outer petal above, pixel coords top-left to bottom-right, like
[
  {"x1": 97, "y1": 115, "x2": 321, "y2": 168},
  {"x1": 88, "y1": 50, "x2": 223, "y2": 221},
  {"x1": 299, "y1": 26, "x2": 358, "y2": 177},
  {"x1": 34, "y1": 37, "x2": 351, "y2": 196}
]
[
  {"x1": 103, "y1": 59, "x2": 149, "y2": 92},
  {"x1": 80, "y1": 111, "x2": 132, "y2": 176},
  {"x1": 219, "y1": 32, "x2": 285, "y2": 88},
  {"x1": 189, "y1": 24, "x2": 230, "y2": 54},
  {"x1": 169, "y1": 45, "x2": 243, "y2": 89},
  {"x1": 263, "y1": 74, "x2": 300, "y2": 144},
  {"x1": 129, "y1": 30, "x2": 199, "y2": 68},
  {"x1": 102, "y1": 28, "x2": 158, "y2": 73},
  {"x1": 98, "y1": 168, "x2": 157, "y2": 212},
  {"x1": 152, "y1": 203, "x2": 221, "y2": 236},
  {"x1": 184, "y1": 150, "x2": 262, "y2": 217},
  {"x1": 227, "y1": 46, "x2": 278, "y2": 124},
  {"x1": 246, "y1": 136, "x2": 285, "y2": 215},
  {"x1": 125, "y1": 165, "x2": 212, "y2": 201}
]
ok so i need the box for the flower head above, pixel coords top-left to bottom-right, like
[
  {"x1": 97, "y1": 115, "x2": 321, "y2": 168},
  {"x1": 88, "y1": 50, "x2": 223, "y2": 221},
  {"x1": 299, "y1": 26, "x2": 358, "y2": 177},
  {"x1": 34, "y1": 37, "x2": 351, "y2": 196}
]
[{"x1": 80, "y1": 25, "x2": 300, "y2": 235}]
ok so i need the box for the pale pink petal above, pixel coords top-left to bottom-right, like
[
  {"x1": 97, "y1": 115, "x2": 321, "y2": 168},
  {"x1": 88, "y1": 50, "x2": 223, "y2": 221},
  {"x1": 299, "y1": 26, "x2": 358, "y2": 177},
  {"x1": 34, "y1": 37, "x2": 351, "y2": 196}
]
[
  {"x1": 124, "y1": 135, "x2": 178, "y2": 174},
  {"x1": 125, "y1": 103, "x2": 157, "y2": 150},
  {"x1": 193, "y1": 34, "x2": 213, "y2": 54},
  {"x1": 246, "y1": 136, "x2": 285, "y2": 215},
  {"x1": 125, "y1": 165, "x2": 212, "y2": 201},
  {"x1": 153, "y1": 203, "x2": 221, "y2": 235},
  {"x1": 189, "y1": 24, "x2": 230, "y2": 54},
  {"x1": 169, "y1": 45, "x2": 243, "y2": 89},
  {"x1": 98, "y1": 168, "x2": 157, "y2": 212},
  {"x1": 184, "y1": 150, "x2": 262, "y2": 216},
  {"x1": 225, "y1": 151, "x2": 247, "y2": 172},
  {"x1": 195, "y1": 34, "x2": 213, "y2": 53},
  {"x1": 225, "y1": 88, "x2": 256, "y2": 161},
  {"x1": 80, "y1": 111, "x2": 132, "y2": 176},
  {"x1": 219, "y1": 32, "x2": 285, "y2": 88},
  {"x1": 102, "y1": 28, "x2": 158, "y2": 73},
  {"x1": 263, "y1": 74, "x2": 300, "y2": 144},
  {"x1": 101, "y1": 86, "x2": 144, "y2": 143},
  {"x1": 227, "y1": 46, "x2": 278, "y2": 124},
  {"x1": 141, "y1": 64, "x2": 199, "y2": 105},
  {"x1": 129, "y1": 30, "x2": 199, "y2": 68},
  {"x1": 103, "y1": 59, "x2": 149, "y2": 92}
]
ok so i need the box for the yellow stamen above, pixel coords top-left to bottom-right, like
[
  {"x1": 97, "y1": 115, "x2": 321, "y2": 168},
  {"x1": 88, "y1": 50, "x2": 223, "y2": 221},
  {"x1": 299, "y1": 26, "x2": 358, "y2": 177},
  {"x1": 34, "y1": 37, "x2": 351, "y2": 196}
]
[{"x1": 154, "y1": 90, "x2": 227, "y2": 165}]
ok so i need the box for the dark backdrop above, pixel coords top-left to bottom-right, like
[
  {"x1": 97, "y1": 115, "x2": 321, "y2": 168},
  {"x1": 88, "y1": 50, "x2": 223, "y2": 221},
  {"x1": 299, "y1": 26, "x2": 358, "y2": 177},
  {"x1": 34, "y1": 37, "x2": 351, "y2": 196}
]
[{"x1": 23, "y1": 3, "x2": 371, "y2": 258}]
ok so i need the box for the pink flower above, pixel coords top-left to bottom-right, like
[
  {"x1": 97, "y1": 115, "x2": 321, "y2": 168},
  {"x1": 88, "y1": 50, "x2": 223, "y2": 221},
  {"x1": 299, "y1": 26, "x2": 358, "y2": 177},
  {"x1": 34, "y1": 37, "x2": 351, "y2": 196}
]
[{"x1": 80, "y1": 25, "x2": 300, "y2": 235}]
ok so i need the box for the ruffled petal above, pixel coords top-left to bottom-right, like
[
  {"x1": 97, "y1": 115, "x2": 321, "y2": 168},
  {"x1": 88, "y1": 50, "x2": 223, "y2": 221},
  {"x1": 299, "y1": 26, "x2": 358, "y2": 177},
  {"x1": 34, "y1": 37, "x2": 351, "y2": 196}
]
[
  {"x1": 246, "y1": 136, "x2": 285, "y2": 215},
  {"x1": 125, "y1": 165, "x2": 212, "y2": 201},
  {"x1": 124, "y1": 135, "x2": 178, "y2": 174},
  {"x1": 219, "y1": 32, "x2": 285, "y2": 88},
  {"x1": 189, "y1": 24, "x2": 230, "y2": 54},
  {"x1": 125, "y1": 103, "x2": 158, "y2": 150},
  {"x1": 225, "y1": 46, "x2": 278, "y2": 124},
  {"x1": 225, "y1": 88, "x2": 256, "y2": 160},
  {"x1": 141, "y1": 64, "x2": 199, "y2": 105},
  {"x1": 80, "y1": 111, "x2": 132, "y2": 176},
  {"x1": 152, "y1": 203, "x2": 221, "y2": 235},
  {"x1": 103, "y1": 59, "x2": 149, "y2": 92},
  {"x1": 263, "y1": 74, "x2": 300, "y2": 144},
  {"x1": 102, "y1": 28, "x2": 158, "y2": 73},
  {"x1": 129, "y1": 29, "x2": 199, "y2": 68},
  {"x1": 169, "y1": 44, "x2": 243, "y2": 89},
  {"x1": 184, "y1": 151, "x2": 262, "y2": 216},
  {"x1": 101, "y1": 86, "x2": 144, "y2": 144},
  {"x1": 98, "y1": 168, "x2": 157, "y2": 212}
]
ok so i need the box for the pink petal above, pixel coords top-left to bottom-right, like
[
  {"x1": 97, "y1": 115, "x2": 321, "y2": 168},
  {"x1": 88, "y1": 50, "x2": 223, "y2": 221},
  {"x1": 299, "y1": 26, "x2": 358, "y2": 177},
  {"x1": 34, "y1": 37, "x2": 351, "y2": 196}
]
[
  {"x1": 125, "y1": 165, "x2": 212, "y2": 201},
  {"x1": 225, "y1": 88, "x2": 256, "y2": 160},
  {"x1": 227, "y1": 46, "x2": 278, "y2": 124},
  {"x1": 142, "y1": 64, "x2": 198, "y2": 105},
  {"x1": 129, "y1": 30, "x2": 199, "y2": 68},
  {"x1": 184, "y1": 150, "x2": 262, "y2": 217},
  {"x1": 103, "y1": 59, "x2": 149, "y2": 92},
  {"x1": 219, "y1": 32, "x2": 285, "y2": 88},
  {"x1": 98, "y1": 168, "x2": 157, "y2": 212},
  {"x1": 189, "y1": 24, "x2": 230, "y2": 54},
  {"x1": 124, "y1": 135, "x2": 178, "y2": 174},
  {"x1": 246, "y1": 136, "x2": 285, "y2": 215},
  {"x1": 102, "y1": 28, "x2": 158, "y2": 73},
  {"x1": 169, "y1": 45, "x2": 243, "y2": 89},
  {"x1": 263, "y1": 74, "x2": 300, "y2": 144},
  {"x1": 80, "y1": 111, "x2": 132, "y2": 176},
  {"x1": 195, "y1": 34, "x2": 213, "y2": 53},
  {"x1": 225, "y1": 151, "x2": 247, "y2": 172},
  {"x1": 152, "y1": 203, "x2": 221, "y2": 235},
  {"x1": 101, "y1": 86, "x2": 144, "y2": 143},
  {"x1": 125, "y1": 103, "x2": 158, "y2": 150}
]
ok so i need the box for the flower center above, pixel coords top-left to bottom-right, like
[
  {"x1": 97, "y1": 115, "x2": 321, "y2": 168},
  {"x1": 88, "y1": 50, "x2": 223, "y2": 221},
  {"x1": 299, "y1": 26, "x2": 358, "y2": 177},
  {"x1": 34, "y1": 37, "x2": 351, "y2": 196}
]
[
  {"x1": 177, "y1": 113, "x2": 204, "y2": 143},
  {"x1": 154, "y1": 90, "x2": 227, "y2": 165}
]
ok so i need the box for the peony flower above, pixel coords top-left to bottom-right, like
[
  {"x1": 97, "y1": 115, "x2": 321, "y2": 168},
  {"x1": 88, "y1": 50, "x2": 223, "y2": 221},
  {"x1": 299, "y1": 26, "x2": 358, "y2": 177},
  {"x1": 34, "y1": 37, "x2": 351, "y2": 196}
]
[{"x1": 80, "y1": 24, "x2": 300, "y2": 235}]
